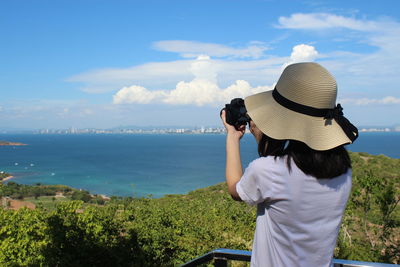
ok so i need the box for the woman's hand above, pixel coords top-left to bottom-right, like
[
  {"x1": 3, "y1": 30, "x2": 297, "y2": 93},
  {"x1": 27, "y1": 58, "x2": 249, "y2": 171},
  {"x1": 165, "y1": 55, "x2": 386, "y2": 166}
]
[{"x1": 220, "y1": 110, "x2": 246, "y2": 140}]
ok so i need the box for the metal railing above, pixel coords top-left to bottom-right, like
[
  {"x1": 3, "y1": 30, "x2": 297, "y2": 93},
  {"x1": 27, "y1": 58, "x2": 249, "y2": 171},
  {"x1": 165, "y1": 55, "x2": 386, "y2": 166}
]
[{"x1": 181, "y1": 248, "x2": 399, "y2": 267}]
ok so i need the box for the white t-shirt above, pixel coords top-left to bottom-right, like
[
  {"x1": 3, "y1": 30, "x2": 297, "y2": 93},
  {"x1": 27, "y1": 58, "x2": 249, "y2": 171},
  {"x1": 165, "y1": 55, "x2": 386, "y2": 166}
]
[{"x1": 236, "y1": 156, "x2": 352, "y2": 267}]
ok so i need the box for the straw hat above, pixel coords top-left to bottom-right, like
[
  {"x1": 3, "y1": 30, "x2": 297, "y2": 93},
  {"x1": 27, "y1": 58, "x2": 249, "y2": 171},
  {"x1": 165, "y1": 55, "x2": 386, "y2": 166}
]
[{"x1": 244, "y1": 62, "x2": 358, "y2": 151}]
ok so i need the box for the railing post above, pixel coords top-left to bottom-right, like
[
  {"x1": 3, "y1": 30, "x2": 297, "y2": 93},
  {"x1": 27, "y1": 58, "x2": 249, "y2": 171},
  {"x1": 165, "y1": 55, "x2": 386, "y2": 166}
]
[{"x1": 214, "y1": 258, "x2": 228, "y2": 267}]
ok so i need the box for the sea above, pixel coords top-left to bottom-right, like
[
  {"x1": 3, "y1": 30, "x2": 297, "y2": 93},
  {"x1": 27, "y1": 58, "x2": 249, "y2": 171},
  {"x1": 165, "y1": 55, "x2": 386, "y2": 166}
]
[{"x1": 0, "y1": 132, "x2": 399, "y2": 197}]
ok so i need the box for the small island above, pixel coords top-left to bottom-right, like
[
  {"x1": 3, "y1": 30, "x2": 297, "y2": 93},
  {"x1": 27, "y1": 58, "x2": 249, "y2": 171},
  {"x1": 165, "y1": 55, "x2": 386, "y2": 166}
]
[
  {"x1": 0, "y1": 172, "x2": 13, "y2": 181},
  {"x1": 0, "y1": 141, "x2": 27, "y2": 146}
]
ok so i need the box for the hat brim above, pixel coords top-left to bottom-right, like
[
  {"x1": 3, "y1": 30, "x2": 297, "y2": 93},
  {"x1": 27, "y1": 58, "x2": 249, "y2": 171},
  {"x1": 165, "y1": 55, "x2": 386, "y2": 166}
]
[{"x1": 244, "y1": 90, "x2": 352, "y2": 151}]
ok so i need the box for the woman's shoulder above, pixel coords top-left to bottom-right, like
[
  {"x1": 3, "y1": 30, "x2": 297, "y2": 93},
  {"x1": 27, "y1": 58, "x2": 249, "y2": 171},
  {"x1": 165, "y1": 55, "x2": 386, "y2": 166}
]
[
  {"x1": 243, "y1": 156, "x2": 291, "y2": 190},
  {"x1": 247, "y1": 155, "x2": 288, "y2": 171}
]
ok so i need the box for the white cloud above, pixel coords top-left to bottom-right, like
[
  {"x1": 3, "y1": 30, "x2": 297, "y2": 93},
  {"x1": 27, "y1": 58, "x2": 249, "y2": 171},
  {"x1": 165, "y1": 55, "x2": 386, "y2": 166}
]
[
  {"x1": 77, "y1": 41, "x2": 316, "y2": 105},
  {"x1": 70, "y1": 52, "x2": 286, "y2": 94},
  {"x1": 82, "y1": 108, "x2": 94, "y2": 115},
  {"x1": 1, "y1": 99, "x2": 103, "y2": 124},
  {"x1": 277, "y1": 13, "x2": 379, "y2": 31},
  {"x1": 113, "y1": 79, "x2": 273, "y2": 106},
  {"x1": 153, "y1": 40, "x2": 269, "y2": 58},
  {"x1": 67, "y1": 40, "x2": 286, "y2": 94},
  {"x1": 68, "y1": 60, "x2": 193, "y2": 93},
  {"x1": 112, "y1": 55, "x2": 274, "y2": 106},
  {"x1": 163, "y1": 80, "x2": 220, "y2": 106},
  {"x1": 189, "y1": 55, "x2": 218, "y2": 82},
  {"x1": 57, "y1": 108, "x2": 69, "y2": 117},
  {"x1": 72, "y1": 13, "x2": 400, "y2": 112},
  {"x1": 289, "y1": 44, "x2": 318, "y2": 62},
  {"x1": 113, "y1": 85, "x2": 167, "y2": 104},
  {"x1": 277, "y1": 13, "x2": 400, "y2": 54},
  {"x1": 282, "y1": 44, "x2": 319, "y2": 69},
  {"x1": 278, "y1": 13, "x2": 400, "y2": 99},
  {"x1": 339, "y1": 96, "x2": 400, "y2": 106}
]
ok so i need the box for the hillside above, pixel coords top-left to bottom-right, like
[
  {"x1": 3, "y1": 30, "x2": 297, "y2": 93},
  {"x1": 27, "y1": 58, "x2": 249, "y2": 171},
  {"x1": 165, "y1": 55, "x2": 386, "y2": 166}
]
[{"x1": 0, "y1": 152, "x2": 399, "y2": 266}]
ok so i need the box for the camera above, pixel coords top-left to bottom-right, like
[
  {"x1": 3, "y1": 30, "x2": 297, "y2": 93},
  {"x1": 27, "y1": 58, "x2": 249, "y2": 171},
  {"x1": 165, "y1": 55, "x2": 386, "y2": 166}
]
[{"x1": 221, "y1": 98, "x2": 250, "y2": 130}]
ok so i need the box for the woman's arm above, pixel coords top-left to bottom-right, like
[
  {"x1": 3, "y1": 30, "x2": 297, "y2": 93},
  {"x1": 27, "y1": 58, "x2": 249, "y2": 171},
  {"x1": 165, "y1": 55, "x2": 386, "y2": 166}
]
[{"x1": 221, "y1": 110, "x2": 245, "y2": 201}]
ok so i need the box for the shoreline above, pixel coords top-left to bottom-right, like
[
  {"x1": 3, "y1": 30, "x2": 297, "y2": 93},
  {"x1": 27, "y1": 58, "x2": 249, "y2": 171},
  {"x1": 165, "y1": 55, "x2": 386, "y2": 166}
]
[
  {"x1": 0, "y1": 141, "x2": 27, "y2": 146},
  {"x1": 1, "y1": 176, "x2": 14, "y2": 182}
]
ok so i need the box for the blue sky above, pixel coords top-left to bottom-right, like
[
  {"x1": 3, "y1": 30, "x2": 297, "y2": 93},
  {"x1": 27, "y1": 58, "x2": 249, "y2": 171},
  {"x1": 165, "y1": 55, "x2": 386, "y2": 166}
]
[{"x1": 1, "y1": 0, "x2": 399, "y2": 129}]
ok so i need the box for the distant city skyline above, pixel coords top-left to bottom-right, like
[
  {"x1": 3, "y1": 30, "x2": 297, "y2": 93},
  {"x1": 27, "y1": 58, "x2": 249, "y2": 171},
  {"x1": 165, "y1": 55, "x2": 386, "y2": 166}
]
[
  {"x1": 1, "y1": 124, "x2": 399, "y2": 134},
  {"x1": 1, "y1": 0, "x2": 399, "y2": 129}
]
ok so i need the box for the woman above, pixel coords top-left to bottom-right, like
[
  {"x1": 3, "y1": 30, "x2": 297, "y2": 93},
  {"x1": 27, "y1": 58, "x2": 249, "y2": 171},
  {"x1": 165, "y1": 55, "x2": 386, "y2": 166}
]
[{"x1": 221, "y1": 62, "x2": 358, "y2": 267}]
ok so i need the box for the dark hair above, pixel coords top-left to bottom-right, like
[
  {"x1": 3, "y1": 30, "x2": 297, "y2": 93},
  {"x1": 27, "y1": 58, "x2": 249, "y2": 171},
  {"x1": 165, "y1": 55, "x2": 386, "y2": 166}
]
[{"x1": 258, "y1": 134, "x2": 351, "y2": 179}]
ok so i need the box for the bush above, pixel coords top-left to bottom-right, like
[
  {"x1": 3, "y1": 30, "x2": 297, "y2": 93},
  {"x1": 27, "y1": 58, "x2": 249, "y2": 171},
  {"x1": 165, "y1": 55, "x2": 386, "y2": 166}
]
[{"x1": 71, "y1": 190, "x2": 92, "y2": 203}]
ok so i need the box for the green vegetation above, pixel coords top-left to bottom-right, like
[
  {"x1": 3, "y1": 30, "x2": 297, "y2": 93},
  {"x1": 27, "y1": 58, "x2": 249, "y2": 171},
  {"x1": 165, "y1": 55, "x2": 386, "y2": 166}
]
[
  {"x1": 0, "y1": 152, "x2": 398, "y2": 266},
  {"x1": 0, "y1": 182, "x2": 75, "y2": 200},
  {"x1": 24, "y1": 196, "x2": 72, "y2": 210},
  {"x1": 336, "y1": 153, "x2": 400, "y2": 263},
  {"x1": 0, "y1": 182, "x2": 105, "y2": 206}
]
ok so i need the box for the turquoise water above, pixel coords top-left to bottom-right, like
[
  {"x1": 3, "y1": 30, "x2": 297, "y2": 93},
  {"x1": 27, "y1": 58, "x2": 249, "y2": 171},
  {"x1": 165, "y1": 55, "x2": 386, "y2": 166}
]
[{"x1": 0, "y1": 132, "x2": 399, "y2": 197}]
